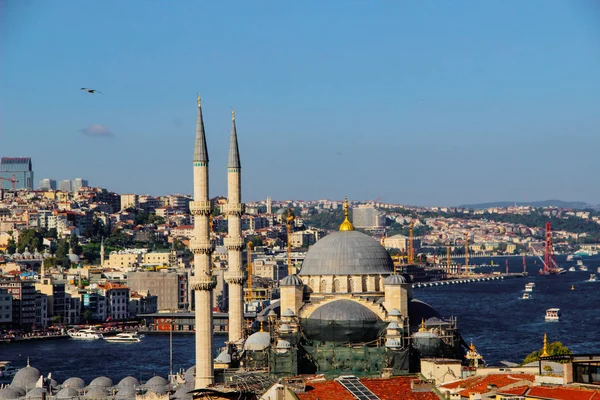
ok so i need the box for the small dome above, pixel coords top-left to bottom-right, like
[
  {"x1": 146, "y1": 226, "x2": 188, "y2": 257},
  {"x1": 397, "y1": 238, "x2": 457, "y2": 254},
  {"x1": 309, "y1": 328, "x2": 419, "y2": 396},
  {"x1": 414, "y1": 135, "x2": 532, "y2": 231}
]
[
  {"x1": 281, "y1": 308, "x2": 295, "y2": 317},
  {"x1": 115, "y1": 386, "x2": 136, "y2": 400},
  {"x1": 117, "y1": 377, "x2": 139, "y2": 388},
  {"x1": 12, "y1": 365, "x2": 41, "y2": 390},
  {"x1": 56, "y1": 388, "x2": 80, "y2": 399},
  {"x1": 22, "y1": 248, "x2": 32, "y2": 258},
  {"x1": 385, "y1": 338, "x2": 403, "y2": 348},
  {"x1": 183, "y1": 366, "x2": 195, "y2": 383},
  {"x1": 279, "y1": 324, "x2": 291, "y2": 332},
  {"x1": 63, "y1": 377, "x2": 85, "y2": 389},
  {"x1": 299, "y1": 231, "x2": 394, "y2": 276},
  {"x1": 68, "y1": 253, "x2": 80, "y2": 263},
  {"x1": 243, "y1": 331, "x2": 271, "y2": 351},
  {"x1": 25, "y1": 388, "x2": 46, "y2": 400},
  {"x1": 172, "y1": 383, "x2": 194, "y2": 400},
  {"x1": 385, "y1": 274, "x2": 407, "y2": 285},
  {"x1": 85, "y1": 387, "x2": 108, "y2": 400},
  {"x1": 49, "y1": 379, "x2": 58, "y2": 389},
  {"x1": 309, "y1": 299, "x2": 379, "y2": 323},
  {"x1": 388, "y1": 308, "x2": 401, "y2": 316},
  {"x1": 276, "y1": 339, "x2": 291, "y2": 349},
  {"x1": 0, "y1": 387, "x2": 22, "y2": 400},
  {"x1": 33, "y1": 251, "x2": 42, "y2": 259},
  {"x1": 145, "y1": 376, "x2": 167, "y2": 387},
  {"x1": 387, "y1": 322, "x2": 400, "y2": 329},
  {"x1": 9, "y1": 388, "x2": 25, "y2": 397},
  {"x1": 88, "y1": 376, "x2": 112, "y2": 388},
  {"x1": 214, "y1": 350, "x2": 231, "y2": 364},
  {"x1": 280, "y1": 274, "x2": 303, "y2": 286}
]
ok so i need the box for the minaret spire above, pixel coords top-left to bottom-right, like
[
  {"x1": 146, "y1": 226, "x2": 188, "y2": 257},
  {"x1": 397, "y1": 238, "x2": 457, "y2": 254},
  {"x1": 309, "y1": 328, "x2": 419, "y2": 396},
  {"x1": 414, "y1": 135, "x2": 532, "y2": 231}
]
[
  {"x1": 224, "y1": 107, "x2": 245, "y2": 343},
  {"x1": 189, "y1": 95, "x2": 216, "y2": 389}
]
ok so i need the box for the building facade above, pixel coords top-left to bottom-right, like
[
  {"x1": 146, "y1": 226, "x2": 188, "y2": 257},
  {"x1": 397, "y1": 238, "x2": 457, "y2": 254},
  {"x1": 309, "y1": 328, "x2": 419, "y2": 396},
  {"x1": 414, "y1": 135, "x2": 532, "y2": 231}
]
[{"x1": 0, "y1": 157, "x2": 33, "y2": 190}]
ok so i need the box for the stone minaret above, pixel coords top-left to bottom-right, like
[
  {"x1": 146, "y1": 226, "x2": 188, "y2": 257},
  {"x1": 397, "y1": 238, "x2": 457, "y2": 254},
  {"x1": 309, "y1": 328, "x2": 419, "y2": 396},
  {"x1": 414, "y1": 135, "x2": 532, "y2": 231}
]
[
  {"x1": 189, "y1": 95, "x2": 216, "y2": 389},
  {"x1": 100, "y1": 237, "x2": 105, "y2": 267},
  {"x1": 224, "y1": 109, "x2": 245, "y2": 343}
]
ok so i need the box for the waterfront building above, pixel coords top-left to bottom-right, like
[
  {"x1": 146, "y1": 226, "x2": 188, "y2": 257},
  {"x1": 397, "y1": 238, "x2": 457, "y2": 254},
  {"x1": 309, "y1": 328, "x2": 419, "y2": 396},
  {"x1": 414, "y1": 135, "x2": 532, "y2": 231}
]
[
  {"x1": 127, "y1": 271, "x2": 190, "y2": 312},
  {"x1": 0, "y1": 288, "x2": 12, "y2": 327},
  {"x1": 128, "y1": 290, "x2": 158, "y2": 317},
  {"x1": 38, "y1": 178, "x2": 56, "y2": 190},
  {"x1": 0, "y1": 280, "x2": 36, "y2": 328},
  {"x1": 0, "y1": 157, "x2": 33, "y2": 190},
  {"x1": 98, "y1": 282, "x2": 130, "y2": 320},
  {"x1": 34, "y1": 278, "x2": 67, "y2": 322}
]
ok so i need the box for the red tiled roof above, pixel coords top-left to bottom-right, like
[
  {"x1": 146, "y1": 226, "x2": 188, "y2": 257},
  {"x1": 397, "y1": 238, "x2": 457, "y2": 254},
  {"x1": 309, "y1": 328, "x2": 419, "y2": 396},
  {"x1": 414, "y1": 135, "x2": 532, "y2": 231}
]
[
  {"x1": 441, "y1": 374, "x2": 535, "y2": 397},
  {"x1": 98, "y1": 282, "x2": 129, "y2": 290},
  {"x1": 526, "y1": 386, "x2": 600, "y2": 400},
  {"x1": 497, "y1": 386, "x2": 531, "y2": 396},
  {"x1": 296, "y1": 377, "x2": 439, "y2": 400}
]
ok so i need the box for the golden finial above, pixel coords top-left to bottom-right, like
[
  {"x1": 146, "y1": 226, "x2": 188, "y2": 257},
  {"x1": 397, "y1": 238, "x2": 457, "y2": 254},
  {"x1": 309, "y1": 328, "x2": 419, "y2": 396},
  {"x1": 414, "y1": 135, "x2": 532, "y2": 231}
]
[
  {"x1": 259, "y1": 321, "x2": 264, "y2": 332},
  {"x1": 469, "y1": 342, "x2": 476, "y2": 352},
  {"x1": 339, "y1": 196, "x2": 355, "y2": 231},
  {"x1": 197, "y1": 94, "x2": 201, "y2": 107},
  {"x1": 419, "y1": 318, "x2": 426, "y2": 332},
  {"x1": 209, "y1": 213, "x2": 214, "y2": 233},
  {"x1": 231, "y1": 108, "x2": 235, "y2": 121},
  {"x1": 541, "y1": 333, "x2": 549, "y2": 357}
]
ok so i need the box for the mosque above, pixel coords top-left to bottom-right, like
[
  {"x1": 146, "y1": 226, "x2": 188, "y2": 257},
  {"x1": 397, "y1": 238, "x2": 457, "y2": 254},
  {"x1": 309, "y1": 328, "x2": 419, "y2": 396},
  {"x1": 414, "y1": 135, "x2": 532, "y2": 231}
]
[{"x1": 0, "y1": 97, "x2": 468, "y2": 400}]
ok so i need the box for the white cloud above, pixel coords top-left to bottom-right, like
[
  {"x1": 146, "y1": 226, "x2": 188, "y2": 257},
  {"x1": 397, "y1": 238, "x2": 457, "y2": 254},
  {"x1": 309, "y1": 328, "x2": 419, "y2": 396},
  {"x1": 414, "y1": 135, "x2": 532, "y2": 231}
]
[{"x1": 80, "y1": 124, "x2": 114, "y2": 137}]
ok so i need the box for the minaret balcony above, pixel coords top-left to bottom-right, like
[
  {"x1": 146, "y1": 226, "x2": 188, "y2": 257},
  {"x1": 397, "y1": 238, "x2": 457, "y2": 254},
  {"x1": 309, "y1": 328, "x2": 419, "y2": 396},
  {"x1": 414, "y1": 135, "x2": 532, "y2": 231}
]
[
  {"x1": 190, "y1": 275, "x2": 217, "y2": 291},
  {"x1": 224, "y1": 237, "x2": 244, "y2": 251},
  {"x1": 224, "y1": 270, "x2": 245, "y2": 285},
  {"x1": 190, "y1": 201, "x2": 212, "y2": 216},
  {"x1": 190, "y1": 238, "x2": 215, "y2": 255},
  {"x1": 222, "y1": 203, "x2": 245, "y2": 217}
]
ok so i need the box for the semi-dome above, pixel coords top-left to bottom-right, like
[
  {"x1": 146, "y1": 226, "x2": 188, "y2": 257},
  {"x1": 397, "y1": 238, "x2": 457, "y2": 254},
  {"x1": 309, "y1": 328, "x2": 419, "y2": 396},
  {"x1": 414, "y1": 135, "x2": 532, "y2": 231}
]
[
  {"x1": 117, "y1": 377, "x2": 139, "y2": 388},
  {"x1": 172, "y1": 382, "x2": 194, "y2": 400},
  {"x1": 384, "y1": 274, "x2": 407, "y2": 285},
  {"x1": 408, "y1": 299, "x2": 442, "y2": 328},
  {"x1": 183, "y1": 366, "x2": 195, "y2": 382},
  {"x1": 299, "y1": 231, "x2": 394, "y2": 276},
  {"x1": 88, "y1": 376, "x2": 112, "y2": 388},
  {"x1": 115, "y1": 386, "x2": 136, "y2": 400},
  {"x1": 0, "y1": 387, "x2": 22, "y2": 400},
  {"x1": 12, "y1": 365, "x2": 41, "y2": 390},
  {"x1": 85, "y1": 387, "x2": 108, "y2": 400},
  {"x1": 303, "y1": 299, "x2": 386, "y2": 343},
  {"x1": 280, "y1": 274, "x2": 303, "y2": 286},
  {"x1": 63, "y1": 377, "x2": 85, "y2": 389},
  {"x1": 214, "y1": 350, "x2": 232, "y2": 364},
  {"x1": 243, "y1": 331, "x2": 271, "y2": 351},
  {"x1": 56, "y1": 388, "x2": 79, "y2": 399}
]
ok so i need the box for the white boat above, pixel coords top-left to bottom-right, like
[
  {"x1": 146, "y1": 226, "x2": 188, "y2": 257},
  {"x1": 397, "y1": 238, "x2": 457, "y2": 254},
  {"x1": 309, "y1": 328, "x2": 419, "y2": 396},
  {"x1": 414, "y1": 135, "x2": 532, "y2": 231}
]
[
  {"x1": 68, "y1": 328, "x2": 104, "y2": 340},
  {"x1": 568, "y1": 267, "x2": 576, "y2": 272},
  {"x1": 524, "y1": 282, "x2": 535, "y2": 292},
  {"x1": 597, "y1": 267, "x2": 600, "y2": 274},
  {"x1": 545, "y1": 308, "x2": 561, "y2": 322},
  {"x1": 103, "y1": 332, "x2": 143, "y2": 343},
  {"x1": 521, "y1": 292, "x2": 532, "y2": 300},
  {"x1": 588, "y1": 274, "x2": 597, "y2": 282},
  {"x1": 0, "y1": 361, "x2": 18, "y2": 381},
  {"x1": 579, "y1": 266, "x2": 589, "y2": 272}
]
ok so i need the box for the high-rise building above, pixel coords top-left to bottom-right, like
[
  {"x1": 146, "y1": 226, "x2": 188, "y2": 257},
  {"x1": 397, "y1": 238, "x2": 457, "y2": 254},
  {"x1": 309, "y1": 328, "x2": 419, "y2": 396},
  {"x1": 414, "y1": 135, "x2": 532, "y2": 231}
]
[
  {"x1": 0, "y1": 157, "x2": 33, "y2": 190},
  {"x1": 266, "y1": 196, "x2": 272, "y2": 214},
  {"x1": 39, "y1": 178, "x2": 57, "y2": 190},
  {"x1": 59, "y1": 180, "x2": 72, "y2": 192},
  {"x1": 72, "y1": 178, "x2": 89, "y2": 192},
  {"x1": 352, "y1": 204, "x2": 385, "y2": 229}
]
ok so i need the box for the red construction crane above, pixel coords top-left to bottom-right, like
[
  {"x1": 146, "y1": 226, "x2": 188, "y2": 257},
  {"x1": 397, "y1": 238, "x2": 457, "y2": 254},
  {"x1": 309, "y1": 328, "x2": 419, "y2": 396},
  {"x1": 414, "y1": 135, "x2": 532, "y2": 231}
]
[
  {"x1": 0, "y1": 174, "x2": 19, "y2": 190},
  {"x1": 543, "y1": 222, "x2": 558, "y2": 274}
]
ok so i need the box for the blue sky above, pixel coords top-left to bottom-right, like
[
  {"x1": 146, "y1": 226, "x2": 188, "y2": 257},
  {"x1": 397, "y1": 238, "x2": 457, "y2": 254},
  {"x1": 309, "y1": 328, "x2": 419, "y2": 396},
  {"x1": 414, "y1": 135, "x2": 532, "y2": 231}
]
[{"x1": 1, "y1": 1, "x2": 600, "y2": 206}]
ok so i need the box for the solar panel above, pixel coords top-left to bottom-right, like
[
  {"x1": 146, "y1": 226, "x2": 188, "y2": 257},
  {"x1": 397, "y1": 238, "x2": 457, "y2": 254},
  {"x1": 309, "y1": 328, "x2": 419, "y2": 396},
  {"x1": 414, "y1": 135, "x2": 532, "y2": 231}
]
[{"x1": 336, "y1": 376, "x2": 380, "y2": 400}]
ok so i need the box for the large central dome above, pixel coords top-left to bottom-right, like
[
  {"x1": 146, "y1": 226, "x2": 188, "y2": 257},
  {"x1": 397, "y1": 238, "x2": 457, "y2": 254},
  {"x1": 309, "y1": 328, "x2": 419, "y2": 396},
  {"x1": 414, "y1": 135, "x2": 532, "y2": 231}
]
[{"x1": 299, "y1": 230, "x2": 394, "y2": 276}]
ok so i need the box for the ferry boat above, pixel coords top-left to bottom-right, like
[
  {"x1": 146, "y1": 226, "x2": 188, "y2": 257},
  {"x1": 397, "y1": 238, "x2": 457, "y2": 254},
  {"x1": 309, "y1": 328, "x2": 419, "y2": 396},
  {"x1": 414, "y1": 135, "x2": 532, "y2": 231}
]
[
  {"x1": 568, "y1": 267, "x2": 576, "y2": 272},
  {"x1": 588, "y1": 274, "x2": 597, "y2": 282},
  {"x1": 524, "y1": 282, "x2": 535, "y2": 292},
  {"x1": 103, "y1": 332, "x2": 143, "y2": 343},
  {"x1": 545, "y1": 308, "x2": 561, "y2": 322},
  {"x1": 68, "y1": 328, "x2": 104, "y2": 340},
  {"x1": 521, "y1": 292, "x2": 532, "y2": 300},
  {"x1": 0, "y1": 361, "x2": 18, "y2": 381}
]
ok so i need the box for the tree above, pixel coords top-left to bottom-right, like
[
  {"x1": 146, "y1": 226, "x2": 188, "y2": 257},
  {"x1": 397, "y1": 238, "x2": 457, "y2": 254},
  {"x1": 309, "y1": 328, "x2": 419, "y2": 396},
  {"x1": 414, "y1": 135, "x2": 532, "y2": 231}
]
[
  {"x1": 55, "y1": 239, "x2": 69, "y2": 267},
  {"x1": 6, "y1": 238, "x2": 16, "y2": 255},
  {"x1": 522, "y1": 341, "x2": 572, "y2": 365},
  {"x1": 249, "y1": 236, "x2": 263, "y2": 248},
  {"x1": 70, "y1": 233, "x2": 82, "y2": 256},
  {"x1": 82, "y1": 309, "x2": 93, "y2": 323}
]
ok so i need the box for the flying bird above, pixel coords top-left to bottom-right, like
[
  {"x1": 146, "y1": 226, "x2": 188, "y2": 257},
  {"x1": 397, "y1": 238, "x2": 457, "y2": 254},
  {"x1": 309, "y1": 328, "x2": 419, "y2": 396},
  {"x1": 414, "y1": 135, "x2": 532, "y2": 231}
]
[{"x1": 80, "y1": 88, "x2": 102, "y2": 94}]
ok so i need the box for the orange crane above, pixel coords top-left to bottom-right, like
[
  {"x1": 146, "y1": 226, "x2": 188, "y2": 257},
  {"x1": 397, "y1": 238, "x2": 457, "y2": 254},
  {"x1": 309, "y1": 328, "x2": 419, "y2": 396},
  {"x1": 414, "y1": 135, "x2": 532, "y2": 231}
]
[
  {"x1": 247, "y1": 242, "x2": 253, "y2": 301},
  {"x1": 0, "y1": 174, "x2": 19, "y2": 190},
  {"x1": 286, "y1": 209, "x2": 295, "y2": 275},
  {"x1": 408, "y1": 220, "x2": 415, "y2": 264}
]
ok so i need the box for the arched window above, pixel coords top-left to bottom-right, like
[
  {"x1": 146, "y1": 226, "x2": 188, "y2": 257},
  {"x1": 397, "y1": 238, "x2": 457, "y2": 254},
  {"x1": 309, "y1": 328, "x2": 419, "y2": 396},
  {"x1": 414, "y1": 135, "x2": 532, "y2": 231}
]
[
  {"x1": 333, "y1": 279, "x2": 341, "y2": 293},
  {"x1": 320, "y1": 279, "x2": 327, "y2": 292},
  {"x1": 348, "y1": 277, "x2": 355, "y2": 293},
  {"x1": 361, "y1": 276, "x2": 368, "y2": 292},
  {"x1": 374, "y1": 276, "x2": 380, "y2": 291}
]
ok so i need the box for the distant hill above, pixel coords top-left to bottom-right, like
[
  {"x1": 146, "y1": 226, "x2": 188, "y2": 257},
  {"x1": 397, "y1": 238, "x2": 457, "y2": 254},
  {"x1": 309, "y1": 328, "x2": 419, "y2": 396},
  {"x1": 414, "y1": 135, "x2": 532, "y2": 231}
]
[{"x1": 459, "y1": 200, "x2": 596, "y2": 210}]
